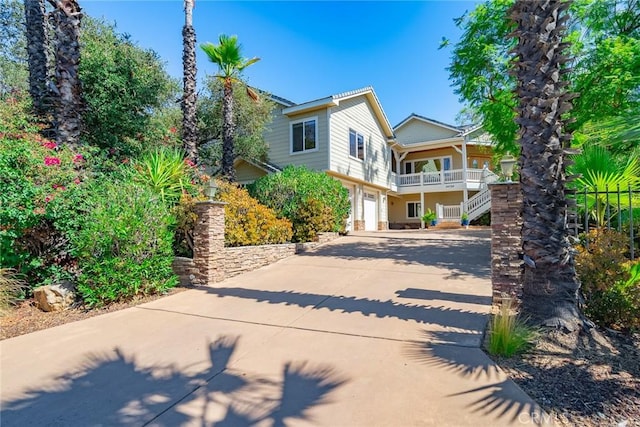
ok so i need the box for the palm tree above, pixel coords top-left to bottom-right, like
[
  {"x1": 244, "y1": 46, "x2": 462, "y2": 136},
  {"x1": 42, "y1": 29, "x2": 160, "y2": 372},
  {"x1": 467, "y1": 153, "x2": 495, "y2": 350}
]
[
  {"x1": 49, "y1": 0, "x2": 83, "y2": 148},
  {"x1": 201, "y1": 34, "x2": 259, "y2": 181},
  {"x1": 181, "y1": 0, "x2": 198, "y2": 163},
  {"x1": 510, "y1": 0, "x2": 585, "y2": 330},
  {"x1": 24, "y1": 0, "x2": 49, "y2": 116}
]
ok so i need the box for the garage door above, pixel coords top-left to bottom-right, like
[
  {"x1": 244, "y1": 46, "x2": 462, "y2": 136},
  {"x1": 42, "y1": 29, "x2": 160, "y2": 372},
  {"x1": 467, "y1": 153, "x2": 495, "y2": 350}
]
[{"x1": 364, "y1": 192, "x2": 377, "y2": 231}]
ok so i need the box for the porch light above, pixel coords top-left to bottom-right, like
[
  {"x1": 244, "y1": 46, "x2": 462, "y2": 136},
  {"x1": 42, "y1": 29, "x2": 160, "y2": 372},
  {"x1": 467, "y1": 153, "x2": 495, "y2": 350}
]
[
  {"x1": 500, "y1": 155, "x2": 517, "y2": 183},
  {"x1": 205, "y1": 178, "x2": 218, "y2": 200}
]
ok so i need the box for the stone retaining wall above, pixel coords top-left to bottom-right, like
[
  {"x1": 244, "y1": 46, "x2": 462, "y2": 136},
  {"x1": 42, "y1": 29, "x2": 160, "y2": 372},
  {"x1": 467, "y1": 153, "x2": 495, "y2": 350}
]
[{"x1": 173, "y1": 227, "x2": 340, "y2": 286}]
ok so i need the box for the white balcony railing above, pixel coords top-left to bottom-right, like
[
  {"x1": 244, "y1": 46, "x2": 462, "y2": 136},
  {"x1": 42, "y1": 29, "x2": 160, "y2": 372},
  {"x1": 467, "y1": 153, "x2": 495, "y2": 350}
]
[{"x1": 394, "y1": 168, "x2": 498, "y2": 189}]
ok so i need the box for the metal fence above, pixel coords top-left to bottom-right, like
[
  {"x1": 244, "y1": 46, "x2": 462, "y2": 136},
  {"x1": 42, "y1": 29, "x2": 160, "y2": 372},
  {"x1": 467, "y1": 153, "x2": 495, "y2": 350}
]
[{"x1": 570, "y1": 186, "x2": 640, "y2": 260}]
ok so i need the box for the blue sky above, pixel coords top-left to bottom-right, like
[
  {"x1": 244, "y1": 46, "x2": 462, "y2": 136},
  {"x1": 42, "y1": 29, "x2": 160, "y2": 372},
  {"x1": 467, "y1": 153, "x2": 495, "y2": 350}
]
[{"x1": 81, "y1": 1, "x2": 480, "y2": 127}]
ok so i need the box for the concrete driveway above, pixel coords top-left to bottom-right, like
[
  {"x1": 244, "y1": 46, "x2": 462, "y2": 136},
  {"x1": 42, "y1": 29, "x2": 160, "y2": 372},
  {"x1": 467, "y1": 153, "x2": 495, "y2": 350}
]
[{"x1": 1, "y1": 230, "x2": 548, "y2": 426}]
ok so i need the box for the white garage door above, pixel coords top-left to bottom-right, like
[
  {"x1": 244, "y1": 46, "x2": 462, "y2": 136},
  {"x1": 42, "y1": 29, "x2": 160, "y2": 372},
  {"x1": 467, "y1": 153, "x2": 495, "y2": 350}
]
[{"x1": 364, "y1": 192, "x2": 377, "y2": 231}]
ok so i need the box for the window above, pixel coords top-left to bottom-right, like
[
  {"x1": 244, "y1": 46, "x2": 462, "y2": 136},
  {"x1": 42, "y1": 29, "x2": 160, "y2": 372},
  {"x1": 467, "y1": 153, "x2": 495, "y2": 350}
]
[
  {"x1": 291, "y1": 118, "x2": 317, "y2": 153},
  {"x1": 404, "y1": 156, "x2": 452, "y2": 174},
  {"x1": 407, "y1": 202, "x2": 422, "y2": 219},
  {"x1": 349, "y1": 129, "x2": 365, "y2": 160}
]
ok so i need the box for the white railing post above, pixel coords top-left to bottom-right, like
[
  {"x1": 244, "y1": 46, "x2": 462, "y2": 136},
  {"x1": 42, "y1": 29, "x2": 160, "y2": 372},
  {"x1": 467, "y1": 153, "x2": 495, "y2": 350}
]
[{"x1": 460, "y1": 201, "x2": 465, "y2": 218}]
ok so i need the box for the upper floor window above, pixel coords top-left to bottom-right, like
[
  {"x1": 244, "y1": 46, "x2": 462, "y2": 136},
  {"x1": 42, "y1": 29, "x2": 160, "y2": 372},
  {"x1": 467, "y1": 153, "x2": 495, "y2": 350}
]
[
  {"x1": 291, "y1": 118, "x2": 317, "y2": 153},
  {"x1": 349, "y1": 129, "x2": 365, "y2": 160}
]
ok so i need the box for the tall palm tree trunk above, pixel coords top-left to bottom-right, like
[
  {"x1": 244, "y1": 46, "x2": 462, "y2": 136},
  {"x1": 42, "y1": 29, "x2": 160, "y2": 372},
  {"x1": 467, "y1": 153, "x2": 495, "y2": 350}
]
[
  {"x1": 221, "y1": 79, "x2": 235, "y2": 181},
  {"x1": 182, "y1": 0, "x2": 198, "y2": 163},
  {"x1": 511, "y1": 0, "x2": 584, "y2": 330},
  {"x1": 24, "y1": 0, "x2": 49, "y2": 116},
  {"x1": 50, "y1": 0, "x2": 82, "y2": 148}
]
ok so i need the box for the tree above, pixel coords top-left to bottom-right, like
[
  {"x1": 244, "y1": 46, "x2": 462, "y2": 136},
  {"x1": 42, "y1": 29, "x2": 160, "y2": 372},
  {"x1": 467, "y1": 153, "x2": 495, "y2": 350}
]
[
  {"x1": 511, "y1": 0, "x2": 584, "y2": 330},
  {"x1": 0, "y1": 1, "x2": 28, "y2": 95},
  {"x1": 181, "y1": 0, "x2": 198, "y2": 163},
  {"x1": 197, "y1": 77, "x2": 274, "y2": 167},
  {"x1": 49, "y1": 0, "x2": 83, "y2": 148},
  {"x1": 80, "y1": 18, "x2": 179, "y2": 156},
  {"x1": 201, "y1": 34, "x2": 259, "y2": 181},
  {"x1": 448, "y1": 0, "x2": 640, "y2": 155},
  {"x1": 22, "y1": 0, "x2": 46, "y2": 107}
]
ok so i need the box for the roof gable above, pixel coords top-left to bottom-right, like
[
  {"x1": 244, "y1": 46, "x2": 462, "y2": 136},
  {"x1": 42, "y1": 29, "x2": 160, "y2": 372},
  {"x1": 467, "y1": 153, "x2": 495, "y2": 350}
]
[{"x1": 279, "y1": 87, "x2": 395, "y2": 140}]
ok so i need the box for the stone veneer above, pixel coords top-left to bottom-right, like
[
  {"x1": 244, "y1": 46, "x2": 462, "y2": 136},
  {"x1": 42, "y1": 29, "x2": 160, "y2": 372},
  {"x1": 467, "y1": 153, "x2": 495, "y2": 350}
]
[
  {"x1": 377, "y1": 221, "x2": 388, "y2": 231},
  {"x1": 489, "y1": 183, "x2": 523, "y2": 306},
  {"x1": 353, "y1": 220, "x2": 365, "y2": 231},
  {"x1": 173, "y1": 200, "x2": 340, "y2": 286}
]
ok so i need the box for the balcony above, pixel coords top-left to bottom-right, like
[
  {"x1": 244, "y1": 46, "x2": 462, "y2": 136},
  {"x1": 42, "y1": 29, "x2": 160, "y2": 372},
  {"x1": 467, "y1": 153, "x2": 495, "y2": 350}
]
[{"x1": 393, "y1": 168, "x2": 498, "y2": 194}]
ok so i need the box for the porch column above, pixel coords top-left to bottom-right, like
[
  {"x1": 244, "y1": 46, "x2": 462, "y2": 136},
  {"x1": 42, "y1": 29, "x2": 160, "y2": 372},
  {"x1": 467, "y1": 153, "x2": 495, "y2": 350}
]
[
  {"x1": 462, "y1": 137, "x2": 469, "y2": 210},
  {"x1": 420, "y1": 191, "x2": 425, "y2": 228}
]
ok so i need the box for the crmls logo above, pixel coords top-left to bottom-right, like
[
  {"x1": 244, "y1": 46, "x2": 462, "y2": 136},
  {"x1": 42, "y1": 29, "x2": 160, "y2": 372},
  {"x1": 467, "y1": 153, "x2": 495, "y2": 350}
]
[{"x1": 517, "y1": 412, "x2": 554, "y2": 425}]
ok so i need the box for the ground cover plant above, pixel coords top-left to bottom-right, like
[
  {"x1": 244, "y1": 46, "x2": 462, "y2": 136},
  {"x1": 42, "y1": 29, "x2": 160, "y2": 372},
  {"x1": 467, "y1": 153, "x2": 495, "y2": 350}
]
[{"x1": 487, "y1": 298, "x2": 537, "y2": 357}]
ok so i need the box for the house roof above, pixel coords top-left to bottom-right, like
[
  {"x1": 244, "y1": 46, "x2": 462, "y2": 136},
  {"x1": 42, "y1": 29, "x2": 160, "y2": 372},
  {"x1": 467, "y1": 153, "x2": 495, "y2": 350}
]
[
  {"x1": 393, "y1": 113, "x2": 462, "y2": 133},
  {"x1": 279, "y1": 86, "x2": 395, "y2": 140},
  {"x1": 233, "y1": 157, "x2": 283, "y2": 174},
  {"x1": 268, "y1": 93, "x2": 296, "y2": 107}
]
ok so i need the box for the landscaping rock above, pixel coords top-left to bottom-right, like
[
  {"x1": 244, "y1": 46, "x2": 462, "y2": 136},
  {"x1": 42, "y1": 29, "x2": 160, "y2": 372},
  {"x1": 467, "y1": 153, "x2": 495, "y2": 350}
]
[{"x1": 33, "y1": 281, "x2": 76, "y2": 312}]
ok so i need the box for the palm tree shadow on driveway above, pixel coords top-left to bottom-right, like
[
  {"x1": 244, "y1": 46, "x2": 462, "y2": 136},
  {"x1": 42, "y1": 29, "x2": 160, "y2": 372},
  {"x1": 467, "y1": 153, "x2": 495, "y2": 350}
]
[{"x1": 0, "y1": 336, "x2": 348, "y2": 426}]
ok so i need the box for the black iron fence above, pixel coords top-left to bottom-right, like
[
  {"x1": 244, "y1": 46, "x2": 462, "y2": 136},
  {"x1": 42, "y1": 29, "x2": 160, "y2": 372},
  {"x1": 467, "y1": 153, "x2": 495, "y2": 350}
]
[{"x1": 569, "y1": 185, "x2": 639, "y2": 260}]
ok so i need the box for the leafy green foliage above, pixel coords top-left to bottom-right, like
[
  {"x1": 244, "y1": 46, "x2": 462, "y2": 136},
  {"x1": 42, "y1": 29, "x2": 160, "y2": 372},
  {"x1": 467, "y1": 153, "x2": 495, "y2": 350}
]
[
  {"x1": 216, "y1": 180, "x2": 292, "y2": 247},
  {"x1": 0, "y1": 95, "x2": 93, "y2": 287},
  {"x1": 447, "y1": 0, "x2": 640, "y2": 155},
  {"x1": 570, "y1": 145, "x2": 640, "y2": 225},
  {"x1": 198, "y1": 78, "x2": 275, "y2": 166},
  {"x1": 0, "y1": 0, "x2": 28, "y2": 94},
  {"x1": 74, "y1": 180, "x2": 177, "y2": 307},
  {"x1": 130, "y1": 147, "x2": 191, "y2": 204},
  {"x1": 575, "y1": 229, "x2": 640, "y2": 331},
  {"x1": 80, "y1": 18, "x2": 179, "y2": 157},
  {"x1": 488, "y1": 298, "x2": 537, "y2": 357},
  {"x1": 200, "y1": 34, "x2": 260, "y2": 80},
  {"x1": 249, "y1": 166, "x2": 350, "y2": 242}
]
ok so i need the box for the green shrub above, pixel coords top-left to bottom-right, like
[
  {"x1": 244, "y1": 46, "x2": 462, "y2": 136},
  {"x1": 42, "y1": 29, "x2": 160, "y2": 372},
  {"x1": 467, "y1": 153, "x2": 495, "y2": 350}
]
[
  {"x1": 249, "y1": 166, "x2": 349, "y2": 242},
  {"x1": 74, "y1": 180, "x2": 177, "y2": 307},
  {"x1": 576, "y1": 229, "x2": 640, "y2": 331},
  {"x1": 216, "y1": 180, "x2": 292, "y2": 247},
  {"x1": 0, "y1": 95, "x2": 93, "y2": 288},
  {"x1": 488, "y1": 299, "x2": 537, "y2": 357}
]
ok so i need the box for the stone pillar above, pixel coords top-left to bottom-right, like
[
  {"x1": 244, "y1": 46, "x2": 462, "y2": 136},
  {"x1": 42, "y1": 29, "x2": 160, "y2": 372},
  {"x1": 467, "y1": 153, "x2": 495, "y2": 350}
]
[
  {"x1": 193, "y1": 201, "x2": 226, "y2": 285},
  {"x1": 378, "y1": 221, "x2": 388, "y2": 231},
  {"x1": 353, "y1": 220, "x2": 365, "y2": 231},
  {"x1": 490, "y1": 183, "x2": 523, "y2": 306}
]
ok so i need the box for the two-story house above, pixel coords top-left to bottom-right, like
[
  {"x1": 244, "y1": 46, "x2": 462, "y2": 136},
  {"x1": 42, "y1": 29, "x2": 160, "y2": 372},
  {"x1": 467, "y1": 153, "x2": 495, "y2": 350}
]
[
  {"x1": 236, "y1": 87, "x2": 395, "y2": 232},
  {"x1": 234, "y1": 87, "x2": 497, "y2": 231},
  {"x1": 388, "y1": 114, "x2": 498, "y2": 228}
]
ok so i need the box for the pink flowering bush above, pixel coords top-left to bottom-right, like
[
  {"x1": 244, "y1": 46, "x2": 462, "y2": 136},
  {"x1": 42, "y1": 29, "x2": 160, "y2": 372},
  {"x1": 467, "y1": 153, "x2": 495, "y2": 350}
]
[{"x1": 0, "y1": 96, "x2": 93, "y2": 288}]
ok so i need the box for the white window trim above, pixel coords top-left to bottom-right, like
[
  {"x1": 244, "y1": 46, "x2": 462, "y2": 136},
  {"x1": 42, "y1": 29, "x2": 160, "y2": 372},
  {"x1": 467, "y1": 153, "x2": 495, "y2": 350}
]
[
  {"x1": 290, "y1": 116, "x2": 319, "y2": 155},
  {"x1": 348, "y1": 128, "x2": 365, "y2": 162},
  {"x1": 404, "y1": 155, "x2": 453, "y2": 174},
  {"x1": 406, "y1": 201, "x2": 422, "y2": 219}
]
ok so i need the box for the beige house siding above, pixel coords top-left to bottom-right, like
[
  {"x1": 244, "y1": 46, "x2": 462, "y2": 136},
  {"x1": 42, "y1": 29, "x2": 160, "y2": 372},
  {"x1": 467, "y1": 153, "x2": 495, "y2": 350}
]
[
  {"x1": 395, "y1": 120, "x2": 458, "y2": 145},
  {"x1": 235, "y1": 161, "x2": 268, "y2": 184},
  {"x1": 264, "y1": 106, "x2": 329, "y2": 172},
  {"x1": 388, "y1": 191, "x2": 478, "y2": 226},
  {"x1": 329, "y1": 96, "x2": 391, "y2": 189}
]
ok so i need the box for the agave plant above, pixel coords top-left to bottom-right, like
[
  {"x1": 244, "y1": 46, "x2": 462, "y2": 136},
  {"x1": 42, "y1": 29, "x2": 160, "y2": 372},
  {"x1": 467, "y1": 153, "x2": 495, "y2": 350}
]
[
  {"x1": 132, "y1": 148, "x2": 189, "y2": 204},
  {"x1": 570, "y1": 145, "x2": 640, "y2": 226}
]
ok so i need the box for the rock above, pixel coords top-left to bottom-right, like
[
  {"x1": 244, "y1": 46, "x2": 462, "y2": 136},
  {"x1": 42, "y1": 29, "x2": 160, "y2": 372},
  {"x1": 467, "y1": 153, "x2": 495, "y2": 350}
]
[{"x1": 33, "y1": 281, "x2": 76, "y2": 312}]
